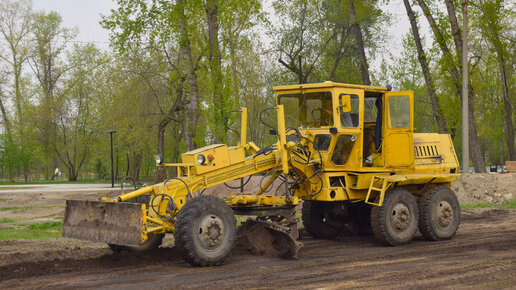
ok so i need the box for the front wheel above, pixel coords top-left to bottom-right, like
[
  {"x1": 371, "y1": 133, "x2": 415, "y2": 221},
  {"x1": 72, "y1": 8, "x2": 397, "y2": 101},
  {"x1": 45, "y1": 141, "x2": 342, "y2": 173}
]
[
  {"x1": 302, "y1": 201, "x2": 344, "y2": 239},
  {"x1": 174, "y1": 196, "x2": 237, "y2": 267},
  {"x1": 371, "y1": 188, "x2": 418, "y2": 246},
  {"x1": 418, "y1": 186, "x2": 460, "y2": 241}
]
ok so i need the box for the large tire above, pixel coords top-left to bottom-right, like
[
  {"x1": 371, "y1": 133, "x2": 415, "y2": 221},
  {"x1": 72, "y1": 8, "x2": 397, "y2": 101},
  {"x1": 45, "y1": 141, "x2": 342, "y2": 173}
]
[
  {"x1": 371, "y1": 188, "x2": 419, "y2": 246},
  {"x1": 302, "y1": 201, "x2": 343, "y2": 239},
  {"x1": 174, "y1": 196, "x2": 237, "y2": 267},
  {"x1": 418, "y1": 186, "x2": 460, "y2": 241},
  {"x1": 108, "y1": 194, "x2": 164, "y2": 253}
]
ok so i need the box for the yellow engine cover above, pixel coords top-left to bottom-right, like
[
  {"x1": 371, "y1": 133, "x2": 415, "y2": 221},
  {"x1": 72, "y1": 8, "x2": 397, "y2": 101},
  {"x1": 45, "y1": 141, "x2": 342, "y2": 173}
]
[{"x1": 181, "y1": 144, "x2": 231, "y2": 175}]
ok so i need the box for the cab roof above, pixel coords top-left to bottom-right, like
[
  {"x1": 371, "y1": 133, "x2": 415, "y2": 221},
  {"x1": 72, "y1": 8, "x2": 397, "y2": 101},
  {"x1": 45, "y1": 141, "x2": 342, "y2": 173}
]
[{"x1": 273, "y1": 81, "x2": 388, "y2": 93}]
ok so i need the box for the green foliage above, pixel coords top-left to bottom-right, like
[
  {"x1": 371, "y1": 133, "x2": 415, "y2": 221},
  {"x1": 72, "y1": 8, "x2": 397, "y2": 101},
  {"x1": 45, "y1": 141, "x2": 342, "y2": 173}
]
[
  {"x1": 94, "y1": 158, "x2": 108, "y2": 180},
  {"x1": 461, "y1": 199, "x2": 516, "y2": 210},
  {"x1": 0, "y1": 221, "x2": 62, "y2": 240}
]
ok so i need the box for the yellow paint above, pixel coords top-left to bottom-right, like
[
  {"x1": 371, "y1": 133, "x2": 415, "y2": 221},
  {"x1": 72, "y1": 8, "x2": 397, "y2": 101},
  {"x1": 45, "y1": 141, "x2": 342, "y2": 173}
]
[{"x1": 78, "y1": 82, "x2": 460, "y2": 244}]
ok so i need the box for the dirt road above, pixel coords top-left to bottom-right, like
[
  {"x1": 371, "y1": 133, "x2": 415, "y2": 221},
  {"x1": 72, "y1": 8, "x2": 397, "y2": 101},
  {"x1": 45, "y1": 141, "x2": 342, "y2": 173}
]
[{"x1": 0, "y1": 208, "x2": 515, "y2": 289}]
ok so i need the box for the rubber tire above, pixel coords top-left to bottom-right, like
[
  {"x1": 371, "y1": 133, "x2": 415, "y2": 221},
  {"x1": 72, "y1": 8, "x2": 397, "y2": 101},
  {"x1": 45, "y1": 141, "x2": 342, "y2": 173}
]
[
  {"x1": 371, "y1": 188, "x2": 419, "y2": 246},
  {"x1": 302, "y1": 201, "x2": 343, "y2": 239},
  {"x1": 174, "y1": 195, "x2": 237, "y2": 267},
  {"x1": 108, "y1": 194, "x2": 164, "y2": 253},
  {"x1": 417, "y1": 186, "x2": 460, "y2": 241}
]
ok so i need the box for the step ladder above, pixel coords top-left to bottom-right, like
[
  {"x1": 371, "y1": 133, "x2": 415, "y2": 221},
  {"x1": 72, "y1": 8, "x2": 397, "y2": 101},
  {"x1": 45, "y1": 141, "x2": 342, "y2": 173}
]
[{"x1": 364, "y1": 176, "x2": 393, "y2": 207}]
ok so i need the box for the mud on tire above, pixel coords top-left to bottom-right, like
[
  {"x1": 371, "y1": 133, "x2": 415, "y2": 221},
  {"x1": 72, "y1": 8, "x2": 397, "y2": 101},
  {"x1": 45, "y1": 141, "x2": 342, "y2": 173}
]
[
  {"x1": 417, "y1": 186, "x2": 460, "y2": 241},
  {"x1": 371, "y1": 188, "x2": 418, "y2": 246},
  {"x1": 302, "y1": 201, "x2": 343, "y2": 239},
  {"x1": 174, "y1": 195, "x2": 237, "y2": 267}
]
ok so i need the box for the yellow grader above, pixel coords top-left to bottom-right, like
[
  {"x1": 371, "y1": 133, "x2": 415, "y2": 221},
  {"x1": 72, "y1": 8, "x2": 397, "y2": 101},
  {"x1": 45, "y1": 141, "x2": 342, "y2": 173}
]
[{"x1": 63, "y1": 82, "x2": 461, "y2": 266}]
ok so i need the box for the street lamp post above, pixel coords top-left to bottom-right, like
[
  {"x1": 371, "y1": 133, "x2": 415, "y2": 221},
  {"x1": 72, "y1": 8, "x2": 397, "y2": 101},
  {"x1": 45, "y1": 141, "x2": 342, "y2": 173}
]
[{"x1": 106, "y1": 130, "x2": 117, "y2": 188}]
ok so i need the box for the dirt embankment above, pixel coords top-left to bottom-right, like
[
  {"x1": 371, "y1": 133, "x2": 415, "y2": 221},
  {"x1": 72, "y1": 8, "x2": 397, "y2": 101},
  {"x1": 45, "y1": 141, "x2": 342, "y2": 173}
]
[{"x1": 453, "y1": 173, "x2": 515, "y2": 204}]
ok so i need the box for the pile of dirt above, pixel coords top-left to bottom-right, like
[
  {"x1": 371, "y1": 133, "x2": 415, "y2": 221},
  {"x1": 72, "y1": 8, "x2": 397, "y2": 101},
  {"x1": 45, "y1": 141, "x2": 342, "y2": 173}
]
[
  {"x1": 452, "y1": 173, "x2": 515, "y2": 204},
  {"x1": 236, "y1": 220, "x2": 302, "y2": 259}
]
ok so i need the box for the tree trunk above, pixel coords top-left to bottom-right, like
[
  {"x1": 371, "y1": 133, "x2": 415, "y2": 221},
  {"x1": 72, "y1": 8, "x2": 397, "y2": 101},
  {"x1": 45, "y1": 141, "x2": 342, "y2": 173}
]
[
  {"x1": 416, "y1": 0, "x2": 486, "y2": 172},
  {"x1": 129, "y1": 152, "x2": 141, "y2": 181},
  {"x1": 467, "y1": 85, "x2": 486, "y2": 172},
  {"x1": 176, "y1": 0, "x2": 199, "y2": 151},
  {"x1": 205, "y1": 0, "x2": 226, "y2": 144},
  {"x1": 403, "y1": 0, "x2": 447, "y2": 134},
  {"x1": 444, "y1": 0, "x2": 463, "y2": 60},
  {"x1": 478, "y1": 0, "x2": 515, "y2": 160},
  {"x1": 0, "y1": 93, "x2": 11, "y2": 135},
  {"x1": 498, "y1": 52, "x2": 515, "y2": 160},
  {"x1": 349, "y1": 0, "x2": 371, "y2": 86}
]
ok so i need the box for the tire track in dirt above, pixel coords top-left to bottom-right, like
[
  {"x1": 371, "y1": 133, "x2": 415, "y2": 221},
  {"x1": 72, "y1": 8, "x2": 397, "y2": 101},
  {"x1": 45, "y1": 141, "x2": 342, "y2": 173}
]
[{"x1": 0, "y1": 209, "x2": 515, "y2": 289}]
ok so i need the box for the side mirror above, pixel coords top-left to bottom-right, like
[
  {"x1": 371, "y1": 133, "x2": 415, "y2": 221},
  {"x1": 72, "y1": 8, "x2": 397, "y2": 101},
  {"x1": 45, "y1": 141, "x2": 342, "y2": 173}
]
[{"x1": 339, "y1": 94, "x2": 351, "y2": 113}]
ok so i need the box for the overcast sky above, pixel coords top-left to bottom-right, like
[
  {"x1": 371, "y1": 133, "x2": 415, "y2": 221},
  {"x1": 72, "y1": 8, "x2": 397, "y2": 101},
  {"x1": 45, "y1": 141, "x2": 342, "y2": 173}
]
[
  {"x1": 31, "y1": 0, "x2": 420, "y2": 74},
  {"x1": 33, "y1": 0, "x2": 116, "y2": 48}
]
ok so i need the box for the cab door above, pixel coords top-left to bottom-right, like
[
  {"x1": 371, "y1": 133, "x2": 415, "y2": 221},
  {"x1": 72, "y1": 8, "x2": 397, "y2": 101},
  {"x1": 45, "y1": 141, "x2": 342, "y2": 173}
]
[{"x1": 383, "y1": 91, "x2": 414, "y2": 169}]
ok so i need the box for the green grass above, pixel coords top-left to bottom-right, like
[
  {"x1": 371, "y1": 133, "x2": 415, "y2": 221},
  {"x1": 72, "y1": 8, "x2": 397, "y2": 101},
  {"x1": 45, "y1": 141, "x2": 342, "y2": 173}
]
[
  {"x1": 0, "y1": 218, "x2": 16, "y2": 223},
  {"x1": 0, "y1": 186, "x2": 38, "y2": 190},
  {"x1": 461, "y1": 199, "x2": 516, "y2": 210},
  {"x1": 0, "y1": 221, "x2": 62, "y2": 240},
  {"x1": 0, "y1": 198, "x2": 11, "y2": 202},
  {"x1": 0, "y1": 205, "x2": 64, "y2": 211},
  {"x1": 0, "y1": 179, "x2": 111, "y2": 185}
]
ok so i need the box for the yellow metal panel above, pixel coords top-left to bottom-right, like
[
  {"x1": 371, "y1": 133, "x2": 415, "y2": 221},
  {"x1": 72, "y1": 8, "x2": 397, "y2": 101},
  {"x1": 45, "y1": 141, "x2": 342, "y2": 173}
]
[
  {"x1": 273, "y1": 81, "x2": 388, "y2": 93},
  {"x1": 181, "y1": 144, "x2": 231, "y2": 175},
  {"x1": 383, "y1": 90, "x2": 415, "y2": 169},
  {"x1": 228, "y1": 147, "x2": 245, "y2": 165},
  {"x1": 384, "y1": 133, "x2": 412, "y2": 166}
]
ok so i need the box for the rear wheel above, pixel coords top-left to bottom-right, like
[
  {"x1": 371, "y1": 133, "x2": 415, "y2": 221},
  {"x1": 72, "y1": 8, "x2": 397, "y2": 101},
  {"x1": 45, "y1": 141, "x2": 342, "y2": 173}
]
[
  {"x1": 371, "y1": 188, "x2": 418, "y2": 246},
  {"x1": 418, "y1": 186, "x2": 460, "y2": 241},
  {"x1": 174, "y1": 196, "x2": 237, "y2": 266},
  {"x1": 302, "y1": 201, "x2": 343, "y2": 238}
]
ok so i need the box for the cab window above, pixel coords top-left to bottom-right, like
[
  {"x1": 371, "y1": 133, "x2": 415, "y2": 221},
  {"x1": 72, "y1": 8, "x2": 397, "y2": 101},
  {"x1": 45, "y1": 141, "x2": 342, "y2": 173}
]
[
  {"x1": 388, "y1": 96, "x2": 410, "y2": 128},
  {"x1": 340, "y1": 94, "x2": 359, "y2": 128},
  {"x1": 278, "y1": 91, "x2": 333, "y2": 128}
]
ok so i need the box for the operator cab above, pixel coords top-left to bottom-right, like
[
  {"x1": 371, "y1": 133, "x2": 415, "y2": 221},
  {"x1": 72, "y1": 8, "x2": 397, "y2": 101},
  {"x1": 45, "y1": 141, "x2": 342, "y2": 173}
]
[{"x1": 275, "y1": 81, "x2": 414, "y2": 171}]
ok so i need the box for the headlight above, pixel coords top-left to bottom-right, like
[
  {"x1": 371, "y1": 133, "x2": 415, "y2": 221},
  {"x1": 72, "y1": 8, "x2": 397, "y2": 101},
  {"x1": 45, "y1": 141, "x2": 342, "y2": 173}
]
[
  {"x1": 197, "y1": 154, "x2": 206, "y2": 165},
  {"x1": 154, "y1": 154, "x2": 163, "y2": 165}
]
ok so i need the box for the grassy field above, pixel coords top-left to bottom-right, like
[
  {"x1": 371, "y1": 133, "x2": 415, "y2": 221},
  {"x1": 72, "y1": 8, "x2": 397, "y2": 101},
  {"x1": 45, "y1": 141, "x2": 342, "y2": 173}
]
[
  {"x1": 460, "y1": 199, "x2": 516, "y2": 210},
  {"x1": 0, "y1": 179, "x2": 111, "y2": 186},
  {"x1": 0, "y1": 220, "x2": 62, "y2": 240}
]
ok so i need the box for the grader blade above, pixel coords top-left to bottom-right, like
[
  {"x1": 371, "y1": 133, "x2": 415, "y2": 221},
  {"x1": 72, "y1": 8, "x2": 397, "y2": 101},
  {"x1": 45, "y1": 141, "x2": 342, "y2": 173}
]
[{"x1": 62, "y1": 200, "x2": 145, "y2": 247}]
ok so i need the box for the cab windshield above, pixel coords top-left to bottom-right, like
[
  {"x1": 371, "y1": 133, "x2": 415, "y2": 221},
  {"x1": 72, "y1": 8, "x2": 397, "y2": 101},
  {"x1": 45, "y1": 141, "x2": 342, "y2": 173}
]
[{"x1": 278, "y1": 91, "x2": 333, "y2": 128}]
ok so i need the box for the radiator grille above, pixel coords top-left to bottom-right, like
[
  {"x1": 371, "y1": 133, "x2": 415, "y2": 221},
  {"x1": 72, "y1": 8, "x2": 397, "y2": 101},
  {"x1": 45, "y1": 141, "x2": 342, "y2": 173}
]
[{"x1": 415, "y1": 144, "x2": 440, "y2": 158}]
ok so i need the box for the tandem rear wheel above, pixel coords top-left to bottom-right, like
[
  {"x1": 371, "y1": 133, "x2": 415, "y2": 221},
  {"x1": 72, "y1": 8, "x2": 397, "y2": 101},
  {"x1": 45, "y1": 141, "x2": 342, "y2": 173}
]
[
  {"x1": 417, "y1": 186, "x2": 460, "y2": 241},
  {"x1": 371, "y1": 188, "x2": 419, "y2": 246},
  {"x1": 370, "y1": 186, "x2": 460, "y2": 246}
]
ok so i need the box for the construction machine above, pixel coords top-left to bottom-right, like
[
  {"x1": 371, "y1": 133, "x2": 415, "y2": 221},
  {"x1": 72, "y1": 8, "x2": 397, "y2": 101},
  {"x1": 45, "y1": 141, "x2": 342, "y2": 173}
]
[{"x1": 63, "y1": 82, "x2": 461, "y2": 266}]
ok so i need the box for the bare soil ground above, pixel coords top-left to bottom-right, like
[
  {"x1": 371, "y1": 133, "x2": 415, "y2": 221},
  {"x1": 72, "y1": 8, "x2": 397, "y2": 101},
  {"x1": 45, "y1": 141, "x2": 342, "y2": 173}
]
[{"x1": 0, "y1": 175, "x2": 515, "y2": 289}]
